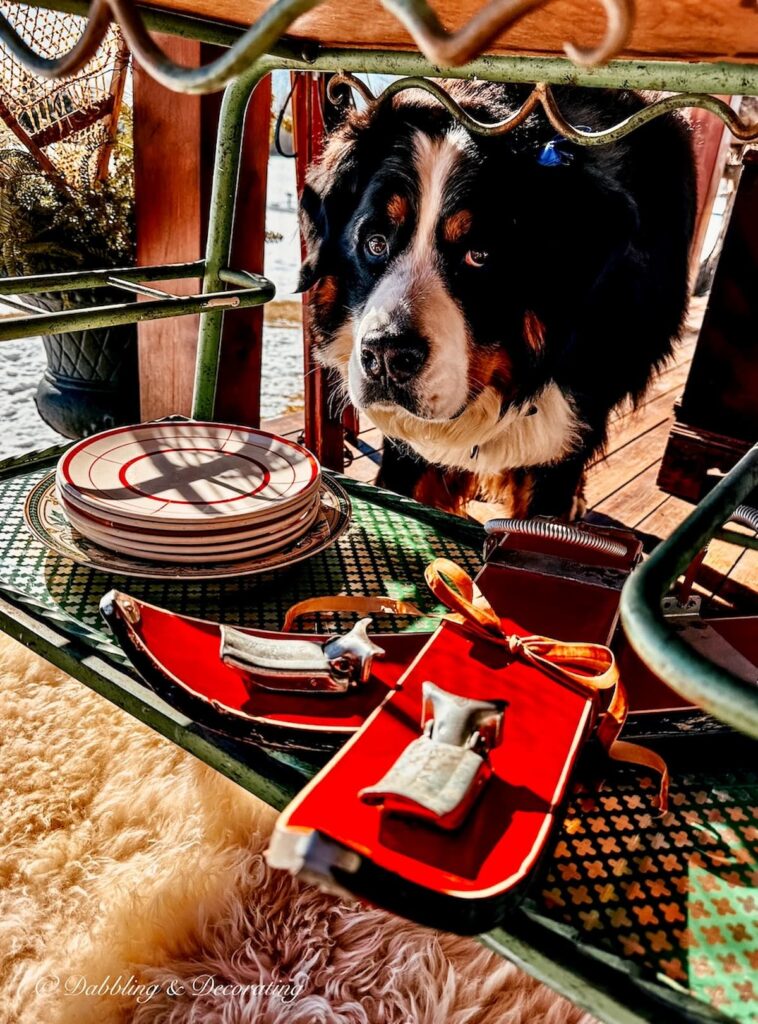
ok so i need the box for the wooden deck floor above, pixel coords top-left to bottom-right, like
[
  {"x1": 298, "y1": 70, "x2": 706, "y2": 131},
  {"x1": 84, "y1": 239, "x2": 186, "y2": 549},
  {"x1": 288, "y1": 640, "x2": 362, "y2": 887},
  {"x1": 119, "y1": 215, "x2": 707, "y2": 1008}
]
[{"x1": 264, "y1": 296, "x2": 757, "y2": 616}]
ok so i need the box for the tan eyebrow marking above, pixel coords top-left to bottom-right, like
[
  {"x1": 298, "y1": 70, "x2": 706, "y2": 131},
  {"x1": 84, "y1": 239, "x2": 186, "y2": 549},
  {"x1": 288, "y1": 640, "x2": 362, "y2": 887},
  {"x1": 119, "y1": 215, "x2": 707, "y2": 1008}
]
[
  {"x1": 312, "y1": 275, "x2": 339, "y2": 312},
  {"x1": 442, "y1": 209, "x2": 473, "y2": 243},
  {"x1": 469, "y1": 346, "x2": 512, "y2": 391},
  {"x1": 523, "y1": 310, "x2": 546, "y2": 353},
  {"x1": 387, "y1": 193, "x2": 409, "y2": 224}
]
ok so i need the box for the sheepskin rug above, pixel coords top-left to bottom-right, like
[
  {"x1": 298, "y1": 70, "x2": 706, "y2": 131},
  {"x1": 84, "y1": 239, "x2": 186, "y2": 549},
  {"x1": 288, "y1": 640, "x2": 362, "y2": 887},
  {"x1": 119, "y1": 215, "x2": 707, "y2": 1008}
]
[{"x1": 0, "y1": 633, "x2": 594, "y2": 1024}]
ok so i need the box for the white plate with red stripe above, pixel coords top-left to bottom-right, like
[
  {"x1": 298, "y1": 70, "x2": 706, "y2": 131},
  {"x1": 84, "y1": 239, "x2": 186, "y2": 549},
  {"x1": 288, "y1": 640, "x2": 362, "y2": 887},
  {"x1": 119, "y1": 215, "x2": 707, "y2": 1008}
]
[
  {"x1": 57, "y1": 484, "x2": 319, "y2": 540},
  {"x1": 62, "y1": 495, "x2": 322, "y2": 561},
  {"x1": 56, "y1": 421, "x2": 321, "y2": 529},
  {"x1": 25, "y1": 472, "x2": 352, "y2": 580}
]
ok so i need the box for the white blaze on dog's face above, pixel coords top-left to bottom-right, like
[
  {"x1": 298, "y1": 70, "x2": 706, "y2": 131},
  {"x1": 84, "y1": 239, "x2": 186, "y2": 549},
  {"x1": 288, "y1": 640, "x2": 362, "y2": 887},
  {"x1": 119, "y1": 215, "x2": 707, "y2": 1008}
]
[{"x1": 347, "y1": 129, "x2": 472, "y2": 421}]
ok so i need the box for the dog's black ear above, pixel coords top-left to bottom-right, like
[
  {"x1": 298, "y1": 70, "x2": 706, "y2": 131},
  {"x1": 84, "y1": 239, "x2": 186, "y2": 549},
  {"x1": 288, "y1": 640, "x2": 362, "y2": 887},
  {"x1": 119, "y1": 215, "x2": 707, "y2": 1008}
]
[
  {"x1": 296, "y1": 181, "x2": 332, "y2": 293},
  {"x1": 295, "y1": 132, "x2": 362, "y2": 294},
  {"x1": 295, "y1": 101, "x2": 385, "y2": 293}
]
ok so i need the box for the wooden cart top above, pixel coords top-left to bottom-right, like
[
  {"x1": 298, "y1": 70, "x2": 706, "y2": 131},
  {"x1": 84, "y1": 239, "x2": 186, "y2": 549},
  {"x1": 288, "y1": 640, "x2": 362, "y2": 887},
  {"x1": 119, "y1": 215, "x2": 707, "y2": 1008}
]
[{"x1": 149, "y1": 0, "x2": 758, "y2": 64}]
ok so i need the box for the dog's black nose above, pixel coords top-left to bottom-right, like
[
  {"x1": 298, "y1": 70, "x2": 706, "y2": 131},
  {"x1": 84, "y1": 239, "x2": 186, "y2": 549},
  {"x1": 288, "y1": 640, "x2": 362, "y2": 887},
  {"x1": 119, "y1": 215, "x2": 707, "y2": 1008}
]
[{"x1": 360, "y1": 335, "x2": 427, "y2": 386}]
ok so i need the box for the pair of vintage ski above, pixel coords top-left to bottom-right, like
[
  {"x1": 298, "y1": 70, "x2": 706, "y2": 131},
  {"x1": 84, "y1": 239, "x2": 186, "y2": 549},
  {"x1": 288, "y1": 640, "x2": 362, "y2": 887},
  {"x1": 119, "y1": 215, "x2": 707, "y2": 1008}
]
[{"x1": 101, "y1": 519, "x2": 754, "y2": 933}]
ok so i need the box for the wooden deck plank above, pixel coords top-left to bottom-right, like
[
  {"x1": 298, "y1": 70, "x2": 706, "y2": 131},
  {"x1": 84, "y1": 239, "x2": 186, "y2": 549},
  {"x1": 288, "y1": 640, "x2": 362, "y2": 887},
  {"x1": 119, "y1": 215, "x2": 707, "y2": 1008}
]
[
  {"x1": 262, "y1": 411, "x2": 305, "y2": 438},
  {"x1": 586, "y1": 421, "x2": 673, "y2": 507},
  {"x1": 345, "y1": 453, "x2": 382, "y2": 482},
  {"x1": 351, "y1": 425, "x2": 383, "y2": 449},
  {"x1": 590, "y1": 463, "x2": 670, "y2": 528},
  {"x1": 710, "y1": 547, "x2": 758, "y2": 615},
  {"x1": 633, "y1": 498, "x2": 728, "y2": 607},
  {"x1": 600, "y1": 363, "x2": 690, "y2": 457}
]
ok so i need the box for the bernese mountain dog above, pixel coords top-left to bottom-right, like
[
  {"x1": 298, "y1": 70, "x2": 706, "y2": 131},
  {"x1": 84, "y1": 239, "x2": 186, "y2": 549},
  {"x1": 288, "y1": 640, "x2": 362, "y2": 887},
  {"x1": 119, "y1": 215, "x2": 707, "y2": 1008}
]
[{"x1": 297, "y1": 82, "x2": 696, "y2": 520}]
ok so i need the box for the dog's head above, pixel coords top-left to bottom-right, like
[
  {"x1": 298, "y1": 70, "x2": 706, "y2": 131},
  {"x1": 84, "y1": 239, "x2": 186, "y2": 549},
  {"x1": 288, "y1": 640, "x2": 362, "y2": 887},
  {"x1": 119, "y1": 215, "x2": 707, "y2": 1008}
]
[{"x1": 298, "y1": 83, "x2": 641, "y2": 466}]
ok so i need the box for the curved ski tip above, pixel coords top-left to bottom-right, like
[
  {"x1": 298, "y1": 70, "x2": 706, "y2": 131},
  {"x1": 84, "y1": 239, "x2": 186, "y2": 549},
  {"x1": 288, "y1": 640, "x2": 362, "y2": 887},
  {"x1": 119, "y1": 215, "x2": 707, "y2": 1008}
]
[
  {"x1": 99, "y1": 589, "x2": 121, "y2": 623},
  {"x1": 99, "y1": 590, "x2": 140, "y2": 626}
]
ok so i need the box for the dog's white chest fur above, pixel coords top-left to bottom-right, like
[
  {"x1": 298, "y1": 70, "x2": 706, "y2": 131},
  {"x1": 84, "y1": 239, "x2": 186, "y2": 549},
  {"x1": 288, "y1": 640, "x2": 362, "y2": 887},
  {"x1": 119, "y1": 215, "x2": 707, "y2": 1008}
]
[{"x1": 366, "y1": 383, "x2": 583, "y2": 473}]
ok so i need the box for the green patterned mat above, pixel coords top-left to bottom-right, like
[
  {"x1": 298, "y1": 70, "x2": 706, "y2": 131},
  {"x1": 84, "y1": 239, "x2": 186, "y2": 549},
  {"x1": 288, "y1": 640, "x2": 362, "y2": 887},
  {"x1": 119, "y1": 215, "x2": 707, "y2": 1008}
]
[
  {"x1": 0, "y1": 448, "x2": 483, "y2": 668},
  {"x1": 533, "y1": 769, "x2": 758, "y2": 1023}
]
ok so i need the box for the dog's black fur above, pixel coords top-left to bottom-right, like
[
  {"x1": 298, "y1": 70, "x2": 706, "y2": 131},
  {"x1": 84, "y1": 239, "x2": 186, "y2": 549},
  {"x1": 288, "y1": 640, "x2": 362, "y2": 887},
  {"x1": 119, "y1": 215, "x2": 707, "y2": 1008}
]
[{"x1": 298, "y1": 83, "x2": 696, "y2": 518}]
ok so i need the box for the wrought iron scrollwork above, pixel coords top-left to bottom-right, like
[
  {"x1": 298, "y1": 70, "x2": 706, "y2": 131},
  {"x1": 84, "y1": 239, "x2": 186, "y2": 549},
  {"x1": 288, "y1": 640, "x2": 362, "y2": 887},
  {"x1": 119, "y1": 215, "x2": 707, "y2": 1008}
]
[
  {"x1": 0, "y1": 0, "x2": 634, "y2": 94},
  {"x1": 383, "y1": 0, "x2": 634, "y2": 68},
  {"x1": 328, "y1": 73, "x2": 758, "y2": 144}
]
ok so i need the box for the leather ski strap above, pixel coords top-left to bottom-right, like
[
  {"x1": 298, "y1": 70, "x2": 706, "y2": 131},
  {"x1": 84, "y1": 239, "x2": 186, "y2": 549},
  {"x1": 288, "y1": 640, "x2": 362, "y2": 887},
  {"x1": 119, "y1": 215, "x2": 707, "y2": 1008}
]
[
  {"x1": 282, "y1": 595, "x2": 424, "y2": 632},
  {"x1": 425, "y1": 558, "x2": 669, "y2": 811}
]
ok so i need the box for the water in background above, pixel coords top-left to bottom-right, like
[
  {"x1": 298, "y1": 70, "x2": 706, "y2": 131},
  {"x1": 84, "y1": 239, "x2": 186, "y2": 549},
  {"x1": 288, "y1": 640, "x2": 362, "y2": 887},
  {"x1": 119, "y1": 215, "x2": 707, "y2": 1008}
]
[
  {"x1": 261, "y1": 153, "x2": 304, "y2": 421},
  {"x1": 0, "y1": 339, "x2": 63, "y2": 456}
]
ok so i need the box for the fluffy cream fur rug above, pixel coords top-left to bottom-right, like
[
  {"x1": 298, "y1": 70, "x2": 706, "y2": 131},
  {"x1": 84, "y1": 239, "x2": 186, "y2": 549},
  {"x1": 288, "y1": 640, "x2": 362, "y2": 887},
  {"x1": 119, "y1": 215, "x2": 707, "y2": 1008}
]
[{"x1": 0, "y1": 633, "x2": 594, "y2": 1024}]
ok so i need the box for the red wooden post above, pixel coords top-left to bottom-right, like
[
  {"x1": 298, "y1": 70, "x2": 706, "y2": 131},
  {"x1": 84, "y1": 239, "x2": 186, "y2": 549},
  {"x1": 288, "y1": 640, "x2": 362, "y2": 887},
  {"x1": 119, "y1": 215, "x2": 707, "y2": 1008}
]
[
  {"x1": 134, "y1": 42, "x2": 270, "y2": 424},
  {"x1": 291, "y1": 73, "x2": 346, "y2": 469},
  {"x1": 134, "y1": 35, "x2": 204, "y2": 420}
]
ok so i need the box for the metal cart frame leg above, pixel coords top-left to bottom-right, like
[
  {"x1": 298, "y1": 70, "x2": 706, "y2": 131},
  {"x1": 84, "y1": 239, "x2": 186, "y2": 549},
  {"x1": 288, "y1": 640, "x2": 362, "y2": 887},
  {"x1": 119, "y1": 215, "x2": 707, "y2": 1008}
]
[{"x1": 192, "y1": 64, "x2": 270, "y2": 420}]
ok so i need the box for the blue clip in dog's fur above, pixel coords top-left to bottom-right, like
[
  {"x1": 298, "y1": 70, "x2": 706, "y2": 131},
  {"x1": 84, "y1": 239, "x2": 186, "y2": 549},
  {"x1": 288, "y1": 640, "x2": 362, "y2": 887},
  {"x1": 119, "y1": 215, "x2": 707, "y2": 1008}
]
[
  {"x1": 538, "y1": 127, "x2": 594, "y2": 168},
  {"x1": 537, "y1": 136, "x2": 573, "y2": 167}
]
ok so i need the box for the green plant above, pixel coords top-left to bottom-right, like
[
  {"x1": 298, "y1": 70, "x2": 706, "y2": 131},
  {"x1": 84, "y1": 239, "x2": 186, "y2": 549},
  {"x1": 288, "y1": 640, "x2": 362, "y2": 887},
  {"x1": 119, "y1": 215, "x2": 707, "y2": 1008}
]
[{"x1": 0, "y1": 113, "x2": 134, "y2": 283}]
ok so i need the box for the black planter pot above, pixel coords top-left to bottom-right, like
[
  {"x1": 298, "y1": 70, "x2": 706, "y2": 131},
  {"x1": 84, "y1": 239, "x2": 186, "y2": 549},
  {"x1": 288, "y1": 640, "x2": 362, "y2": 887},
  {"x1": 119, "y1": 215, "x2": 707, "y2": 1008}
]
[{"x1": 31, "y1": 289, "x2": 140, "y2": 439}]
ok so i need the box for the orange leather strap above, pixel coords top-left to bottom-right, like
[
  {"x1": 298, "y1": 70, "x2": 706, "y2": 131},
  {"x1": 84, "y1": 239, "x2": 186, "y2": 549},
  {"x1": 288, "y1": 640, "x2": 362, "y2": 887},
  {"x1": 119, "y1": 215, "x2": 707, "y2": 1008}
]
[
  {"x1": 282, "y1": 595, "x2": 424, "y2": 633},
  {"x1": 425, "y1": 558, "x2": 669, "y2": 811}
]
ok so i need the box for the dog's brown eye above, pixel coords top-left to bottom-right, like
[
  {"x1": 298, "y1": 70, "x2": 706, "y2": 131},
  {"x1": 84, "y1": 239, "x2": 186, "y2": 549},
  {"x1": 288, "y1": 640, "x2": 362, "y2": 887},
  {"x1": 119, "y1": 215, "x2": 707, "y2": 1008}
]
[
  {"x1": 465, "y1": 249, "x2": 488, "y2": 268},
  {"x1": 366, "y1": 234, "x2": 389, "y2": 258}
]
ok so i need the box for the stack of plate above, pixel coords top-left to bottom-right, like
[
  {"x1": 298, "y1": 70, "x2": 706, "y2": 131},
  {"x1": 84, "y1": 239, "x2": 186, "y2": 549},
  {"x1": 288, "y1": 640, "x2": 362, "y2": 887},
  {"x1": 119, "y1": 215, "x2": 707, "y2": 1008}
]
[{"x1": 55, "y1": 421, "x2": 323, "y2": 564}]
